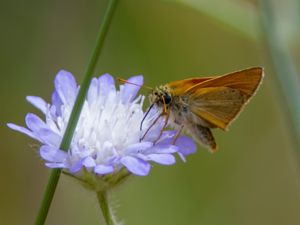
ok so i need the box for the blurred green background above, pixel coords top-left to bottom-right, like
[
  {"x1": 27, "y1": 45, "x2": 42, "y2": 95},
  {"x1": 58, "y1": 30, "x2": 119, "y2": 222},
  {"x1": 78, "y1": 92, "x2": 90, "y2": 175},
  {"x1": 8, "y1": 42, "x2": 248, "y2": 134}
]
[{"x1": 1, "y1": 0, "x2": 300, "y2": 224}]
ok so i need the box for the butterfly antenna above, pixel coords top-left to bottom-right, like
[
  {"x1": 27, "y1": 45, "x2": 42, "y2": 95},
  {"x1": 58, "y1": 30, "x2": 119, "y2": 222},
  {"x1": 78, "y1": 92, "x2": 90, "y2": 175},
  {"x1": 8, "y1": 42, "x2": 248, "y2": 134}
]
[
  {"x1": 140, "y1": 103, "x2": 154, "y2": 131},
  {"x1": 117, "y1": 77, "x2": 153, "y2": 91}
]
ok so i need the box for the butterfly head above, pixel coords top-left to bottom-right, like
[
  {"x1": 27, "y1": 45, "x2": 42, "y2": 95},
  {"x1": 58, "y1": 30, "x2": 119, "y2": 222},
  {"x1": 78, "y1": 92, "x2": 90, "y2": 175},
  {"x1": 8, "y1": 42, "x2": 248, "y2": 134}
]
[{"x1": 149, "y1": 85, "x2": 173, "y2": 109}]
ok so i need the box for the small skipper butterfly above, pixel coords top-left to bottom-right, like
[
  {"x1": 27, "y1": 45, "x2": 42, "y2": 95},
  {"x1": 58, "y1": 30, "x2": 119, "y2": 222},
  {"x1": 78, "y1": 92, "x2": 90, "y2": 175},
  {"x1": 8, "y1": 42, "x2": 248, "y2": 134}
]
[{"x1": 145, "y1": 67, "x2": 264, "y2": 152}]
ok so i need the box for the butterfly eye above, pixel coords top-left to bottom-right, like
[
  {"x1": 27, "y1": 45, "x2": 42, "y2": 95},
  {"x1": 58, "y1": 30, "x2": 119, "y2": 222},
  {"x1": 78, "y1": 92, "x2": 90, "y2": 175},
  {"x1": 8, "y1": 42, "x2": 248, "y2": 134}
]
[{"x1": 163, "y1": 94, "x2": 172, "y2": 104}]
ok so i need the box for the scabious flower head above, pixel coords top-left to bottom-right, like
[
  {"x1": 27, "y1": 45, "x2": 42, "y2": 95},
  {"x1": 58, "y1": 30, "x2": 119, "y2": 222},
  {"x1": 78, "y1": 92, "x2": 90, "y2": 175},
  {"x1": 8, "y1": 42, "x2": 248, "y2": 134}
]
[{"x1": 8, "y1": 70, "x2": 196, "y2": 183}]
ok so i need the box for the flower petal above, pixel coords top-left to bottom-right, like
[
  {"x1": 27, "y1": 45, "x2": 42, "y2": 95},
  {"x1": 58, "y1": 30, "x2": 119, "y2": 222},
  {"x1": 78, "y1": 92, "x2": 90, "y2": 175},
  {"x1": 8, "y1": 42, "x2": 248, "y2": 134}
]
[
  {"x1": 54, "y1": 70, "x2": 77, "y2": 105},
  {"x1": 25, "y1": 113, "x2": 47, "y2": 132},
  {"x1": 82, "y1": 156, "x2": 96, "y2": 168},
  {"x1": 176, "y1": 136, "x2": 197, "y2": 156},
  {"x1": 147, "y1": 154, "x2": 176, "y2": 165},
  {"x1": 7, "y1": 123, "x2": 38, "y2": 140},
  {"x1": 155, "y1": 130, "x2": 177, "y2": 145},
  {"x1": 26, "y1": 96, "x2": 48, "y2": 114},
  {"x1": 177, "y1": 152, "x2": 186, "y2": 162},
  {"x1": 94, "y1": 164, "x2": 114, "y2": 174},
  {"x1": 24, "y1": 113, "x2": 61, "y2": 146},
  {"x1": 45, "y1": 162, "x2": 68, "y2": 168},
  {"x1": 38, "y1": 128, "x2": 62, "y2": 147},
  {"x1": 98, "y1": 73, "x2": 116, "y2": 97},
  {"x1": 40, "y1": 145, "x2": 67, "y2": 162},
  {"x1": 123, "y1": 142, "x2": 153, "y2": 155},
  {"x1": 146, "y1": 144, "x2": 178, "y2": 154},
  {"x1": 121, "y1": 75, "x2": 143, "y2": 103},
  {"x1": 69, "y1": 160, "x2": 84, "y2": 173},
  {"x1": 121, "y1": 156, "x2": 150, "y2": 176},
  {"x1": 51, "y1": 91, "x2": 62, "y2": 116},
  {"x1": 87, "y1": 78, "x2": 99, "y2": 103}
]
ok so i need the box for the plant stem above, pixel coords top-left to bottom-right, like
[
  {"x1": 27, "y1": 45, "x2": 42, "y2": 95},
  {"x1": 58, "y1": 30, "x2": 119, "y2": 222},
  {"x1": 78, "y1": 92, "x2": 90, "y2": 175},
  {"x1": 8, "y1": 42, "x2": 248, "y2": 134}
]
[
  {"x1": 97, "y1": 191, "x2": 115, "y2": 225},
  {"x1": 34, "y1": 1, "x2": 119, "y2": 225},
  {"x1": 259, "y1": 1, "x2": 300, "y2": 159},
  {"x1": 34, "y1": 169, "x2": 61, "y2": 225}
]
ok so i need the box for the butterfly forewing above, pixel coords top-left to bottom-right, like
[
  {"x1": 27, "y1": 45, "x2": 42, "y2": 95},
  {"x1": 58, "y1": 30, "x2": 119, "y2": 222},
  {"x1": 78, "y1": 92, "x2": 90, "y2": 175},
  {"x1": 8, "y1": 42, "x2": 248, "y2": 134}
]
[
  {"x1": 167, "y1": 77, "x2": 213, "y2": 96},
  {"x1": 185, "y1": 67, "x2": 264, "y2": 130},
  {"x1": 184, "y1": 67, "x2": 263, "y2": 96}
]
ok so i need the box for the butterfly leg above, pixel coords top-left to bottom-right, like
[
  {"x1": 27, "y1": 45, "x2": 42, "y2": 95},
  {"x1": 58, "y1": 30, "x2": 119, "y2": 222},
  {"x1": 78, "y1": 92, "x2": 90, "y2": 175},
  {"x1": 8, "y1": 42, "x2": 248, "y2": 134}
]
[
  {"x1": 153, "y1": 110, "x2": 170, "y2": 144},
  {"x1": 171, "y1": 125, "x2": 184, "y2": 145},
  {"x1": 140, "y1": 111, "x2": 165, "y2": 141}
]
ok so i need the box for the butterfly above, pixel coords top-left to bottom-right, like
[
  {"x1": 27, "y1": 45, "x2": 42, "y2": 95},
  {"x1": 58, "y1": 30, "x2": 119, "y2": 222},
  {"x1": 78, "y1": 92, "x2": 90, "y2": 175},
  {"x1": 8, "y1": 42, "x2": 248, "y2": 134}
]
[{"x1": 143, "y1": 67, "x2": 264, "y2": 152}]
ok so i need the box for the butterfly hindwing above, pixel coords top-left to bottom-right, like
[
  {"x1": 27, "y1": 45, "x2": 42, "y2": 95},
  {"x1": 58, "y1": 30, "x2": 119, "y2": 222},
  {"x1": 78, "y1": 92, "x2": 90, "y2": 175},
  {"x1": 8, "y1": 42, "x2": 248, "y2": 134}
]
[{"x1": 189, "y1": 87, "x2": 248, "y2": 130}]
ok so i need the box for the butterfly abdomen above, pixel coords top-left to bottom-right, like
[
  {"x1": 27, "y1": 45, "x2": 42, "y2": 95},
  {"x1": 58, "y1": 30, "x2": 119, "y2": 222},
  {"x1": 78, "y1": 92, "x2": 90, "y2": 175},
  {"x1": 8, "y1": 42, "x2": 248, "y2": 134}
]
[{"x1": 190, "y1": 124, "x2": 217, "y2": 152}]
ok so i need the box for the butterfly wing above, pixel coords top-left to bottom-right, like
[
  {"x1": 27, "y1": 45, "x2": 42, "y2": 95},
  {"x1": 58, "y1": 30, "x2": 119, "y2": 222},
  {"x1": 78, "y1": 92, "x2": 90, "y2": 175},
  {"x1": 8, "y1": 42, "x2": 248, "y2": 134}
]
[
  {"x1": 167, "y1": 77, "x2": 213, "y2": 96},
  {"x1": 185, "y1": 67, "x2": 263, "y2": 96},
  {"x1": 186, "y1": 67, "x2": 264, "y2": 130}
]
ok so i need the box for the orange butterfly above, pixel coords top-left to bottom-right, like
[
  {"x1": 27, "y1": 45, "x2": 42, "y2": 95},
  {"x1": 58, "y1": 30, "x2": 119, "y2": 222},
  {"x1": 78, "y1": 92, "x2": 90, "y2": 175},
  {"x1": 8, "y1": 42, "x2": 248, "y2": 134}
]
[{"x1": 145, "y1": 67, "x2": 264, "y2": 152}]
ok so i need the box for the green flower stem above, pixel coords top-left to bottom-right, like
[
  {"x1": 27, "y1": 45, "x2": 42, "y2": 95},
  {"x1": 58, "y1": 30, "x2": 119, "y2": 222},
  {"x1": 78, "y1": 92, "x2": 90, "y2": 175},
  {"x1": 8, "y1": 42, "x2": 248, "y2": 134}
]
[
  {"x1": 34, "y1": 1, "x2": 119, "y2": 225},
  {"x1": 97, "y1": 191, "x2": 115, "y2": 225},
  {"x1": 34, "y1": 169, "x2": 61, "y2": 225},
  {"x1": 259, "y1": 1, "x2": 300, "y2": 157}
]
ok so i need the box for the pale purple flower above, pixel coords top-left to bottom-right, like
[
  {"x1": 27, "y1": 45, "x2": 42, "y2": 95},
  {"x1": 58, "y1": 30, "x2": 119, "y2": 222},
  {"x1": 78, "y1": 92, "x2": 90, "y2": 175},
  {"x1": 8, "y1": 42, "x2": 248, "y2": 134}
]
[{"x1": 8, "y1": 70, "x2": 196, "y2": 176}]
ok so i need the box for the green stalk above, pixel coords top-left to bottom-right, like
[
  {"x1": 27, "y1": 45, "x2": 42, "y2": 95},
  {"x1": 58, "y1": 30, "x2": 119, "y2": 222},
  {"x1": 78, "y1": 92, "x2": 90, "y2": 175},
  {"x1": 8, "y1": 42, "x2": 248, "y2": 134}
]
[
  {"x1": 259, "y1": 1, "x2": 300, "y2": 156},
  {"x1": 34, "y1": 1, "x2": 119, "y2": 224},
  {"x1": 97, "y1": 191, "x2": 115, "y2": 225}
]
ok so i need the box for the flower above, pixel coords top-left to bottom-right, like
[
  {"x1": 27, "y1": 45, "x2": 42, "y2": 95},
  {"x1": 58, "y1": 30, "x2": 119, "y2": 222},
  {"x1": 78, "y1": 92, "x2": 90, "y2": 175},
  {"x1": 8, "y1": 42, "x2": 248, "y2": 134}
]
[{"x1": 7, "y1": 70, "x2": 196, "y2": 177}]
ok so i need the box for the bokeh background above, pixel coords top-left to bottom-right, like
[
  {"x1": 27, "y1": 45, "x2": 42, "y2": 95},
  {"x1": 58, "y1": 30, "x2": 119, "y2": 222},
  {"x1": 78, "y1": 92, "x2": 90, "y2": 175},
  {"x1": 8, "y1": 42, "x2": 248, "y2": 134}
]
[{"x1": 1, "y1": 0, "x2": 300, "y2": 224}]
